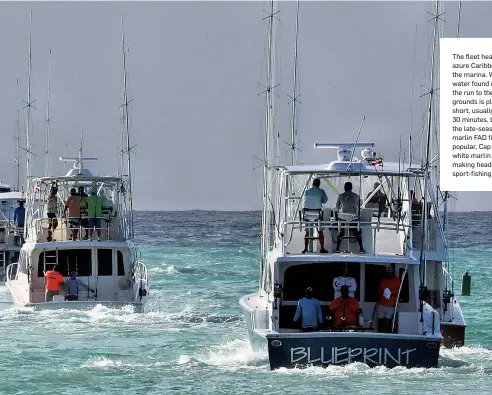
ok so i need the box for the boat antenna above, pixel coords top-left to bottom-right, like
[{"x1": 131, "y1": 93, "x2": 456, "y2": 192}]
[
  {"x1": 409, "y1": 135, "x2": 412, "y2": 168},
  {"x1": 118, "y1": 18, "x2": 125, "y2": 179},
  {"x1": 63, "y1": 142, "x2": 68, "y2": 172},
  {"x1": 419, "y1": 0, "x2": 441, "y2": 313},
  {"x1": 408, "y1": 24, "x2": 417, "y2": 168},
  {"x1": 288, "y1": 0, "x2": 300, "y2": 166},
  {"x1": 121, "y1": 13, "x2": 135, "y2": 238},
  {"x1": 442, "y1": 1, "x2": 462, "y2": 295},
  {"x1": 456, "y1": 1, "x2": 462, "y2": 38},
  {"x1": 44, "y1": 49, "x2": 52, "y2": 177},
  {"x1": 259, "y1": 0, "x2": 277, "y2": 291},
  {"x1": 23, "y1": 10, "x2": 36, "y2": 240},
  {"x1": 347, "y1": 115, "x2": 365, "y2": 172},
  {"x1": 78, "y1": 130, "x2": 84, "y2": 174},
  {"x1": 15, "y1": 78, "x2": 21, "y2": 191},
  {"x1": 397, "y1": 136, "x2": 402, "y2": 221},
  {"x1": 25, "y1": 10, "x2": 35, "y2": 185}
]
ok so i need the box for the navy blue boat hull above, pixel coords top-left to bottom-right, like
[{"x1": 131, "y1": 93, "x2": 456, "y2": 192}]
[{"x1": 266, "y1": 334, "x2": 440, "y2": 369}]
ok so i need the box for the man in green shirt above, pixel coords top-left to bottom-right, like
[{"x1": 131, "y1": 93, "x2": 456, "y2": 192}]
[{"x1": 87, "y1": 188, "x2": 105, "y2": 241}]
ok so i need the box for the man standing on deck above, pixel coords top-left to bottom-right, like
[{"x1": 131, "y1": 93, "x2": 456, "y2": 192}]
[
  {"x1": 65, "y1": 272, "x2": 95, "y2": 301},
  {"x1": 333, "y1": 267, "x2": 357, "y2": 299},
  {"x1": 43, "y1": 265, "x2": 65, "y2": 302},
  {"x1": 87, "y1": 188, "x2": 105, "y2": 241},
  {"x1": 64, "y1": 188, "x2": 81, "y2": 241},
  {"x1": 14, "y1": 200, "x2": 25, "y2": 245},
  {"x1": 302, "y1": 178, "x2": 328, "y2": 254},
  {"x1": 46, "y1": 184, "x2": 59, "y2": 242},
  {"x1": 366, "y1": 182, "x2": 387, "y2": 217},
  {"x1": 377, "y1": 266, "x2": 401, "y2": 333},
  {"x1": 328, "y1": 285, "x2": 361, "y2": 328},
  {"x1": 78, "y1": 186, "x2": 89, "y2": 240},
  {"x1": 293, "y1": 287, "x2": 324, "y2": 331},
  {"x1": 335, "y1": 182, "x2": 366, "y2": 253}
]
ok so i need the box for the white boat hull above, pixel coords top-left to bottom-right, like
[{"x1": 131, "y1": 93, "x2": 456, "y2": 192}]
[
  {"x1": 6, "y1": 282, "x2": 147, "y2": 313},
  {"x1": 8, "y1": 299, "x2": 146, "y2": 313}
]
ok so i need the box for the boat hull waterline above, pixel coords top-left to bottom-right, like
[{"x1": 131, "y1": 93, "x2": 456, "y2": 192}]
[
  {"x1": 7, "y1": 299, "x2": 146, "y2": 313},
  {"x1": 247, "y1": 328, "x2": 440, "y2": 369}
]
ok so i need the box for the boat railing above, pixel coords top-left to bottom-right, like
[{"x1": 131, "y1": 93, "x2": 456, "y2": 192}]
[
  {"x1": 0, "y1": 221, "x2": 23, "y2": 246},
  {"x1": 133, "y1": 260, "x2": 148, "y2": 282},
  {"x1": 6, "y1": 262, "x2": 19, "y2": 281},
  {"x1": 27, "y1": 215, "x2": 129, "y2": 242},
  {"x1": 411, "y1": 218, "x2": 439, "y2": 251},
  {"x1": 283, "y1": 216, "x2": 412, "y2": 248},
  {"x1": 442, "y1": 266, "x2": 454, "y2": 285},
  {"x1": 132, "y1": 260, "x2": 149, "y2": 301}
]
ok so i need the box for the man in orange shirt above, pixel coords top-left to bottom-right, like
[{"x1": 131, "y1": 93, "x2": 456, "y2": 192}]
[
  {"x1": 377, "y1": 266, "x2": 401, "y2": 333},
  {"x1": 328, "y1": 285, "x2": 361, "y2": 328},
  {"x1": 44, "y1": 265, "x2": 65, "y2": 302}
]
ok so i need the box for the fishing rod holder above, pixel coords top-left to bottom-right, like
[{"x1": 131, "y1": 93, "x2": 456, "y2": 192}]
[{"x1": 419, "y1": 285, "x2": 428, "y2": 302}]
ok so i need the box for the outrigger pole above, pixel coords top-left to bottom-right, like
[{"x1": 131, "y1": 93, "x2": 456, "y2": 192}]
[
  {"x1": 24, "y1": 10, "x2": 36, "y2": 240},
  {"x1": 259, "y1": 0, "x2": 277, "y2": 290},
  {"x1": 15, "y1": 78, "x2": 21, "y2": 192},
  {"x1": 25, "y1": 10, "x2": 33, "y2": 183},
  {"x1": 120, "y1": 13, "x2": 135, "y2": 239},
  {"x1": 44, "y1": 49, "x2": 52, "y2": 177},
  {"x1": 288, "y1": 0, "x2": 300, "y2": 167},
  {"x1": 419, "y1": 1, "x2": 441, "y2": 321}
]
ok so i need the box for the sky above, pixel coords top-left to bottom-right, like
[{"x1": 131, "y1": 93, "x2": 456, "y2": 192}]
[{"x1": 1, "y1": 1, "x2": 492, "y2": 211}]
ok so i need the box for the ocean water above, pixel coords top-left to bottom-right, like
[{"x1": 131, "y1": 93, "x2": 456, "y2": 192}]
[{"x1": 0, "y1": 211, "x2": 491, "y2": 395}]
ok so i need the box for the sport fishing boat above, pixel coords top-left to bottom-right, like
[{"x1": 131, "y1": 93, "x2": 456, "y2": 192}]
[
  {"x1": 0, "y1": 183, "x2": 25, "y2": 281},
  {"x1": 239, "y1": 141, "x2": 466, "y2": 369},
  {"x1": 5, "y1": 13, "x2": 148, "y2": 311},
  {"x1": 5, "y1": 152, "x2": 149, "y2": 312},
  {"x1": 239, "y1": 1, "x2": 465, "y2": 369}
]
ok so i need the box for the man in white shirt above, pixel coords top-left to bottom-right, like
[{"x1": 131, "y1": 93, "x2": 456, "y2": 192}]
[
  {"x1": 335, "y1": 181, "x2": 365, "y2": 253},
  {"x1": 302, "y1": 178, "x2": 328, "y2": 254},
  {"x1": 332, "y1": 268, "x2": 357, "y2": 299}
]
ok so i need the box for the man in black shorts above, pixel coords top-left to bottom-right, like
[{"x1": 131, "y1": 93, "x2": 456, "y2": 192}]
[
  {"x1": 46, "y1": 184, "x2": 58, "y2": 242},
  {"x1": 335, "y1": 182, "x2": 366, "y2": 253}
]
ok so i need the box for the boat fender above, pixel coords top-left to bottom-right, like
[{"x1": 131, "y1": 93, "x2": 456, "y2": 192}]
[
  {"x1": 138, "y1": 288, "x2": 148, "y2": 297},
  {"x1": 461, "y1": 271, "x2": 471, "y2": 296}
]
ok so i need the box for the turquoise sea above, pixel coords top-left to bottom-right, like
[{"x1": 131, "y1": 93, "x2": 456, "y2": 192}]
[{"x1": 0, "y1": 211, "x2": 490, "y2": 395}]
